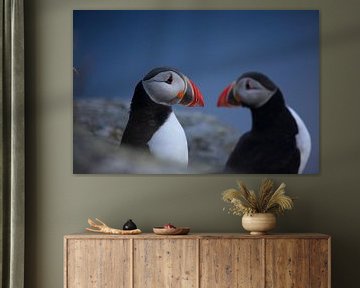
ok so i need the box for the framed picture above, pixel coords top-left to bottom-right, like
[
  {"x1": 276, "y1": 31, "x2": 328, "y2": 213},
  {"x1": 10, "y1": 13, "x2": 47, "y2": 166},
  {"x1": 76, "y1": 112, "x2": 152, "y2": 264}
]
[{"x1": 73, "y1": 10, "x2": 319, "y2": 174}]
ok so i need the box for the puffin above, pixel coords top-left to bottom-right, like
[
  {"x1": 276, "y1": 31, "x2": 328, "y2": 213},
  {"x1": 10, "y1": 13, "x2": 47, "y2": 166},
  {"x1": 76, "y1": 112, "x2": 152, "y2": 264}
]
[
  {"x1": 121, "y1": 67, "x2": 204, "y2": 167},
  {"x1": 217, "y1": 72, "x2": 311, "y2": 174}
]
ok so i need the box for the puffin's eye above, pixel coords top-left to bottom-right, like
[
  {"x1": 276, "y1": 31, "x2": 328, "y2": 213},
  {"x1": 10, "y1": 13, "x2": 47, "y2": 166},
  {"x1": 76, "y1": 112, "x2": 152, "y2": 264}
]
[
  {"x1": 245, "y1": 80, "x2": 251, "y2": 90},
  {"x1": 165, "y1": 74, "x2": 173, "y2": 84}
]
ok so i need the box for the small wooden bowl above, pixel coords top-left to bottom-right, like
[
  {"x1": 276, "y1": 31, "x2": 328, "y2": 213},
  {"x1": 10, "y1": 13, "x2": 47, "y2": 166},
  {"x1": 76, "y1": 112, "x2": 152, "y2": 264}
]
[{"x1": 153, "y1": 227, "x2": 190, "y2": 235}]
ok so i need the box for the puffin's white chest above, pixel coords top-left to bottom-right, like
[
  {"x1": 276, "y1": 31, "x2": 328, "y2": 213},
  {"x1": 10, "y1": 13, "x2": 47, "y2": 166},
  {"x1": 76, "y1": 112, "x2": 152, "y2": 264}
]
[
  {"x1": 288, "y1": 107, "x2": 311, "y2": 173},
  {"x1": 148, "y1": 112, "x2": 188, "y2": 166}
]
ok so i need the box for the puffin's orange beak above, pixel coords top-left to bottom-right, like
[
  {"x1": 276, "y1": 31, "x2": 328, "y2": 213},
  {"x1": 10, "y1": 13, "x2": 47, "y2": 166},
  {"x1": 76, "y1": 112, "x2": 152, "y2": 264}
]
[
  {"x1": 178, "y1": 78, "x2": 205, "y2": 107},
  {"x1": 188, "y1": 79, "x2": 205, "y2": 107},
  {"x1": 217, "y1": 82, "x2": 241, "y2": 107}
]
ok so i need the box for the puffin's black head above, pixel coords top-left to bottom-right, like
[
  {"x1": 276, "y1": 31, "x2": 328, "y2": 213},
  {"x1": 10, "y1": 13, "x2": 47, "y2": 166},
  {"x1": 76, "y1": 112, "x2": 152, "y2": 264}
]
[
  {"x1": 142, "y1": 67, "x2": 204, "y2": 107},
  {"x1": 217, "y1": 72, "x2": 278, "y2": 109}
]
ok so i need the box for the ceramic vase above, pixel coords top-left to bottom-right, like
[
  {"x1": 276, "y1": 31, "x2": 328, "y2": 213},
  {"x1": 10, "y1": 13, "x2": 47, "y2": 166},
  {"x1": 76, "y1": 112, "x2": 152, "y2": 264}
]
[{"x1": 242, "y1": 213, "x2": 276, "y2": 235}]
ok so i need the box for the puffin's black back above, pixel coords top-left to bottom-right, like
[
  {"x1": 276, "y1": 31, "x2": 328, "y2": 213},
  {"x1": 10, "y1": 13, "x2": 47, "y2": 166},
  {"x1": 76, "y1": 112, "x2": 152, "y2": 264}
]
[
  {"x1": 121, "y1": 81, "x2": 172, "y2": 150},
  {"x1": 226, "y1": 90, "x2": 301, "y2": 173}
]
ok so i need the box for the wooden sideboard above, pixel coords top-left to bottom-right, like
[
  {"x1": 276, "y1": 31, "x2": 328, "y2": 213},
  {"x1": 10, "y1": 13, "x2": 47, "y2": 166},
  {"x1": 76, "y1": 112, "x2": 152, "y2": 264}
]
[{"x1": 64, "y1": 233, "x2": 330, "y2": 288}]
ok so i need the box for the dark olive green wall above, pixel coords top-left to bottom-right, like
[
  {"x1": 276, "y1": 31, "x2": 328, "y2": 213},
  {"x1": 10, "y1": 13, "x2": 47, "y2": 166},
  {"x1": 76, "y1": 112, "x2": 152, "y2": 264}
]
[{"x1": 25, "y1": 0, "x2": 360, "y2": 287}]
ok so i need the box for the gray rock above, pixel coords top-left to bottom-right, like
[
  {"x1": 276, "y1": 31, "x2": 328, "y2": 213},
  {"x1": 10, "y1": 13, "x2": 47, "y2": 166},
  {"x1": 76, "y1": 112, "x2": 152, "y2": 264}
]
[{"x1": 74, "y1": 98, "x2": 240, "y2": 174}]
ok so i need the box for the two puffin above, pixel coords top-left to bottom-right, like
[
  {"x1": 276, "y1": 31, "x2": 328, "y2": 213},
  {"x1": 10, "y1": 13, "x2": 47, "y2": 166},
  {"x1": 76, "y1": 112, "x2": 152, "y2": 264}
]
[
  {"x1": 217, "y1": 72, "x2": 311, "y2": 174},
  {"x1": 121, "y1": 67, "x2": 204, "y2": 167},
  {"x1": 122, "y1": 68, "x2": 311, "y2": 173}
]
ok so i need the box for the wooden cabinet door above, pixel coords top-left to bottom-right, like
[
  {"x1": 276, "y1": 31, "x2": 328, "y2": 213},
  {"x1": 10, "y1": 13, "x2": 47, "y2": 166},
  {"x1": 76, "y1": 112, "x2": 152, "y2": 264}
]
[
  {"x1": 265, "y1": 239, "x2": 329, "y2": 288},
  {"x1": 133, "y1": 239, "x2": 198, "y2": 288},
  {"x1": 309, "y1": 239, "x2": 330, "y2": 288},
  {"x1": 200, "y1": 239, "x2": 264, "y2": 288},
  {"x1": 66, "y1": 239, "x2": 131, "y2": 288},
  {"x1": 266, "y1": 239, "x2": 309, "y2": 287},
  {"x1": 65, "y1": 234, "x2": 330, "y2": 288}
]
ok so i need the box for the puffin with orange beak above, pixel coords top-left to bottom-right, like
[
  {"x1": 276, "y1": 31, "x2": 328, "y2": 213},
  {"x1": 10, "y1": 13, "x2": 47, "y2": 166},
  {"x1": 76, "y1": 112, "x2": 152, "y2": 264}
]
[
  {"x1": 121, "y1": 67, "x2": 204, "y2": 167},
  {"x1": 217, "y1": 72, "x2": 311, "y2": 174}
]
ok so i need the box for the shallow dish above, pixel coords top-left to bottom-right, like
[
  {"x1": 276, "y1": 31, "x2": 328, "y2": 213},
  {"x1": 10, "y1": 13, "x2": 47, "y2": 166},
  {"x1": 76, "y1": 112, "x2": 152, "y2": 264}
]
[{"x1": 153, "y1": 227, "x2": 190, "y2": 235}]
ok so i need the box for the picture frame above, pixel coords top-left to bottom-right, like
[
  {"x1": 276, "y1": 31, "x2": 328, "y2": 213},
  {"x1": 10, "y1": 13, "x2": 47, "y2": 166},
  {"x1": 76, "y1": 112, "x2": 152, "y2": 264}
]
[{"x1": 73, "y1": 10, "x2": 319, "y2": 175}]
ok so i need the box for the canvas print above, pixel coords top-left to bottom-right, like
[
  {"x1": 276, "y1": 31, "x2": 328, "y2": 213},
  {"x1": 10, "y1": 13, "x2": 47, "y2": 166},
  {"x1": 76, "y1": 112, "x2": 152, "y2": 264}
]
[{"x1": 73, "y1": 10, "x2": 319, "y2": 174}]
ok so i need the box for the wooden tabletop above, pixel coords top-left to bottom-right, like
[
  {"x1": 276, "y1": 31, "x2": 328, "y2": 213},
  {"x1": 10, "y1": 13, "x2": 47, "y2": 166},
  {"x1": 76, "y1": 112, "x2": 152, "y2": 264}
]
[{"x1": 64, "y1": 232, "x2": 330, "y2": 240}]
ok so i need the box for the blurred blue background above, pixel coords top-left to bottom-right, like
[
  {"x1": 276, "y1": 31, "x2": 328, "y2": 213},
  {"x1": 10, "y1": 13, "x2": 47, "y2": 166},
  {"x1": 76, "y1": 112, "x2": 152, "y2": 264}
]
[{"x1": 73, "y1": 10, "x2": 319, "y2": 174}]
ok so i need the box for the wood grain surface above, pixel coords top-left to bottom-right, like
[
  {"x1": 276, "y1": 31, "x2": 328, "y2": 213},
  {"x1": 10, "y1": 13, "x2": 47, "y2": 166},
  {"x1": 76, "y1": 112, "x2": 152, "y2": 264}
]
[
  {"x1": 65, "y1": 239, "x2": 131, "y2": 288},
  {"x1": 65, "y1": 233, "x2": 330, "y2": 240},
  {"x1": 309, "y1": 239, "x2": 331, "y2": 288},
  {"x1": 265, "y1": 239, "x2": 310, "y2": 287},
  {"x1": 64, "y1": 233, "x2": 330, "y2": 288},
  {"x1": 133, "y1": 239, "x2": 198, "y2": 288},
  {"x1": 200, "y1": 239, "x2": 264, "y2": 288}
]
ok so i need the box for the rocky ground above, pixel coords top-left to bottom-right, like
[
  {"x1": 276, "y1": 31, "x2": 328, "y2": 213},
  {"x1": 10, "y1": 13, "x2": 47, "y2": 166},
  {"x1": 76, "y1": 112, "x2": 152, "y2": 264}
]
[{"x1": 74, "y1": 98, "x2": 240, "y2": 174}]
